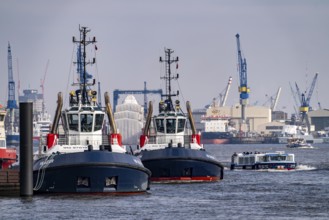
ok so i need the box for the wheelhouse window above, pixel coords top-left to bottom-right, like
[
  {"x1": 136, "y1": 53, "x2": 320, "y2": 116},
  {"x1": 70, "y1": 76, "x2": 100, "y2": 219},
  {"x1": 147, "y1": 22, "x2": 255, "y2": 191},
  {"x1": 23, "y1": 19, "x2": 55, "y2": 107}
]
[
  {"x1": 94, "y1": 114, "x2": 104, "y2": 131},
  {"x1": 68, "y1": 114, "x2": 79, "y2": 131},
  {"x1": 166, "y1": 118, "x2": 176, "y2": 134},
  {"x1": 81, "y1": 114, "x2": 93, "y2": 132},
  {"x1": 155, "y1": 118, "x2": 165, "y2": 133},
  {"x1": 177, "y1": 118, "x2": 186, "y2": 133}
]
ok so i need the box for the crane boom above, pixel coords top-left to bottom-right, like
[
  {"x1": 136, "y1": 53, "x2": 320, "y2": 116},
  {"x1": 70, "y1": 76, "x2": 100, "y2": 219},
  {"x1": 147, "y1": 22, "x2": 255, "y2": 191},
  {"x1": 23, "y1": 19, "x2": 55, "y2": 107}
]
[
  {"x1": 271, "y1": 87, "x2": 281, "y2": 111},
  {"x1": 305, "y1": 73, "x2": 318, "y2": 105},
  {"x1": 220, "y1": 76, "x2": 232, "y2": 107},
  {"x1": 295, "y1": 82, "x2": 302, "y2": 105},
  {"x1": 289, "y1": 82, "x2": 300, "y2": 113},
  {"x1": 7, "y1": 42, "x2": 17, "y2": 109},
  {"x1": 236, "y1": 34, "x2": 249, "y2": 122}
]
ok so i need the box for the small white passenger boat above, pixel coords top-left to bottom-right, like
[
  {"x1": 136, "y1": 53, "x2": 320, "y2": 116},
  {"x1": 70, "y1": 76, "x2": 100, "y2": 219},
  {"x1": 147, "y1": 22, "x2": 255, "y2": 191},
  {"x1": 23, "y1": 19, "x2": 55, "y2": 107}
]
[
  {"x1": 286, "y1": 138, "x2": 313, "y2": 148},
  {"x1": 230, "y1": 151, "x2": 296, "y2": 170}
]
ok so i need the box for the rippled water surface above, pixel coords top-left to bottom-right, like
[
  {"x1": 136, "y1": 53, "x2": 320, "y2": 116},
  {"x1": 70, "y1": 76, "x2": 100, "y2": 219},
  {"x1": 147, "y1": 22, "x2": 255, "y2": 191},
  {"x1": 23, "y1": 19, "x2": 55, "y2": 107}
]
[{"x1": 1, "y1": 144, "x2": 329, "y2": 219}]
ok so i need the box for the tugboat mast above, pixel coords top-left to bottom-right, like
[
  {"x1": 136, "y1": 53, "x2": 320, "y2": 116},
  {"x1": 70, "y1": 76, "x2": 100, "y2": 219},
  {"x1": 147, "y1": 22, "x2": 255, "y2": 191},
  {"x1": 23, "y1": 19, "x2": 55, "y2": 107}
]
[
  {"x1": 73, "y1": 26, "x2": 96, "y2": 105},
  {"x1": 159, "y1": 48, "x2": 179, "y2": 110}
]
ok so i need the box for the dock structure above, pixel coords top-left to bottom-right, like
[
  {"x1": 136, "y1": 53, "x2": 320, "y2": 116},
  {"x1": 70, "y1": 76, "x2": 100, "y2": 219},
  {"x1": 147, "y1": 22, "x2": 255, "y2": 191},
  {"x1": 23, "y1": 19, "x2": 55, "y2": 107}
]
[{"x1": 0, "y1": 170, "x2": 20, "y2": 196}]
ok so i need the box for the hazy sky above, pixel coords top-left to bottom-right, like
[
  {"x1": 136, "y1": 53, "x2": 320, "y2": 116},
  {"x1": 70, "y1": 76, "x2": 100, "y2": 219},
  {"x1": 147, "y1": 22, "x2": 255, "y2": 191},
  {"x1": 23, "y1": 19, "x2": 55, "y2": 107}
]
[{"x1": 1, "y1": 0, "x2": 328, "y2": 119}]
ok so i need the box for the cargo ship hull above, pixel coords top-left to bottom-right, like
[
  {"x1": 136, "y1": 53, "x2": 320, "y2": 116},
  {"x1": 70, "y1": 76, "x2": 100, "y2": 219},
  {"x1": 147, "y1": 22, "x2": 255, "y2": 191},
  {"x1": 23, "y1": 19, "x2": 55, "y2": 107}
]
[{"x1": 201, "y1": 131, "x2": 232, "y2": 145}]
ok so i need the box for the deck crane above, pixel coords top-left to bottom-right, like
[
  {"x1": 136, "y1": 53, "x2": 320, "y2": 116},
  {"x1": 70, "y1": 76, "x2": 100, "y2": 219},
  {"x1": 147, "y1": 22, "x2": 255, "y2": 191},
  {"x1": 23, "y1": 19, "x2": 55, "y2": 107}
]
[
  {"x1": 299, "y1": 73, "x2": 318, "y2": 125},
  {"x1": 219, "y1": 76, "x2": 232, "y2": 107},
  {"x1": 206, "y1": 76, "x2": 232, "y2": 108},
  {"x1": 263, "y1": 87, "x2": 282, "y2": 111},
  {"x1": 271, "y1": 87, "x2": 281, "y2": 111},
  {"x1": 6, "y1": 42, "x2": 18, "y2": 135},
  {"x1": 236, "y1": 34, "x2": 250, "y2": 122}
]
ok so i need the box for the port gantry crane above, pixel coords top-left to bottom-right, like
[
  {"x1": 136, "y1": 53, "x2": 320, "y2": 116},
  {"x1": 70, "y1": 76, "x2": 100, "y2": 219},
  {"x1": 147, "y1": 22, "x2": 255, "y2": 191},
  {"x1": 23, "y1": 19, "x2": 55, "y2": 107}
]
[
  {"x1": 298, "y1": 73, "x2": 318, "y2": 131},
  {"x1": 236, "y1": 34, "x2": 250, "y2": 124},
  {"x1": 113, "y1": 81, "x2": 163, "y2": 117},
  {"x1": 6, "y1": 42, "x2": 18, "y2": 136}
]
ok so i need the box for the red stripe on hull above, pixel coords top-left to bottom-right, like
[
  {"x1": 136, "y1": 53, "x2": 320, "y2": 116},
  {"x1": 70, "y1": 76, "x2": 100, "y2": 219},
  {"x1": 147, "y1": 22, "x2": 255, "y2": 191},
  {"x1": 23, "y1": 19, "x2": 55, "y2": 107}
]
[
  {"x1": 201, "y1": 139, "x2": 230, "y2": 145},
  {"x1": 151, "y1": 176, "x2": 220, "y2": 183}
]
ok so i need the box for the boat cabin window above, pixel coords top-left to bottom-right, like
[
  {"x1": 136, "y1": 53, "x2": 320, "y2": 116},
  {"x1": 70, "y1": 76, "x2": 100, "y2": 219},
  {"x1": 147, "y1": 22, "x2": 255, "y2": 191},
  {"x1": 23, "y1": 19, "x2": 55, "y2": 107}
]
[
  {"x1": 94, "y1": 114, "x2": 104, "y2": 131},
  {"x1": 81, "y1": 114, "x2": 93, "y2": 132},
  {"x1": 166, "y1": 118, "x2": 176, "y2": 134},
  {"x1": 269, "y1": 155, "x2": 286, "y2": 161},
  {"x1": 155, "y1": 119, "x2": 165, "y2": 133},
  {"x1": 68, "y1": 114, "x2": 79, "y2": 131},
  {"x1": 177, "y1": 118, "x2": 186, "y2": 133}
]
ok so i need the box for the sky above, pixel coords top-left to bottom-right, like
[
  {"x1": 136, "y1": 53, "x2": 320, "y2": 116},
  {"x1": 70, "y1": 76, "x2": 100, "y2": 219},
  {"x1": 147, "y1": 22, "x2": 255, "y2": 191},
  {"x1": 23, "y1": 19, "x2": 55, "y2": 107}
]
[{"x1": 0, "y1": 0, "x2": 328, "y2": 119}]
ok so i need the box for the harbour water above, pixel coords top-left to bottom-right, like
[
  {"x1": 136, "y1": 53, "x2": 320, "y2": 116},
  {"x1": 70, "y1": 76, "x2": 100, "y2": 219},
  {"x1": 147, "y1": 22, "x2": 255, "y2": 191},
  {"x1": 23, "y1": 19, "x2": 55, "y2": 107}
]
[{"x1": 1, "y1": 144, "x2": 328, "y2": 220}]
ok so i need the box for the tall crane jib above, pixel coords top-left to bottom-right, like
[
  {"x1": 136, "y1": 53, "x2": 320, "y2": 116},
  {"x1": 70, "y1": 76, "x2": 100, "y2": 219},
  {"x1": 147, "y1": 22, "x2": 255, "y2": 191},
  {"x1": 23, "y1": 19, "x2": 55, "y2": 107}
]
[
  {"x1": 220, "y1": 76, "x2": 232, "y2": 107},
  {"x1": 7, "y1": 43, "x2": 17, "y2": 109},
  {"x1": 236, "y1": 34, "x2": 250, "y2": 121},
  {"x1": 299, "y1": 72, "x2": 319, "y2": 122}
]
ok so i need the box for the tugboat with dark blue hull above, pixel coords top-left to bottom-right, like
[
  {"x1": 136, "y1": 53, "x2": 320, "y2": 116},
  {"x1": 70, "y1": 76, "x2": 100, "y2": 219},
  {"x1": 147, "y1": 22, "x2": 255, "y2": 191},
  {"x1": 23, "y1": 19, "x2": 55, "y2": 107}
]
[
  {"x1": 135, "y1": 48, "x2": 224, "y2": 183},
  {"x1": 33, "y1": 26, "x2": 151, "y2": 193}
]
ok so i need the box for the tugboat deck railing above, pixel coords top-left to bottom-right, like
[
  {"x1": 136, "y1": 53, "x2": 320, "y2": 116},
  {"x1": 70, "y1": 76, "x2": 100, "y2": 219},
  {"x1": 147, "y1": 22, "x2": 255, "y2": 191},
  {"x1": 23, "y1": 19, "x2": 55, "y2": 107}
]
[
  {"x1": 147, "y1": 134, "x2": 193, "y2": 147},
  {"x1": 42, "y1": 133, "x2": 110, "y2": 146}
]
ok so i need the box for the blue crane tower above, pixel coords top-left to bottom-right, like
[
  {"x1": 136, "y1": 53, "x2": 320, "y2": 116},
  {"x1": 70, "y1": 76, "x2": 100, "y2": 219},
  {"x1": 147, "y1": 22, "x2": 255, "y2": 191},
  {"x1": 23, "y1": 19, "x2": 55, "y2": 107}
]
[
  {"x1": 236, "y1": 34, "x2": 250, "y2": 122},
  {"x1": 113, "y1": 81, "x2": 162, "y2": 117},
  {"x1": 6, "y1": 42, "x2": 18, "y2": 139},
  {"x1": 7, "y1": 42, "x2": 17, "y2": 109},
  {"x1": 298, "y1": 73, "x2": 318, "y2": 127}
]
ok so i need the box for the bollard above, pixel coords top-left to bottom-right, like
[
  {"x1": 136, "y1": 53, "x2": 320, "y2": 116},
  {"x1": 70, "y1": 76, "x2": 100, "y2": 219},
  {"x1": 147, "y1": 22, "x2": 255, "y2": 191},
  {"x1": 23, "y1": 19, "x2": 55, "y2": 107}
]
[{"x1": 19, "y1": 102, "x2": 33, "y2": 197}]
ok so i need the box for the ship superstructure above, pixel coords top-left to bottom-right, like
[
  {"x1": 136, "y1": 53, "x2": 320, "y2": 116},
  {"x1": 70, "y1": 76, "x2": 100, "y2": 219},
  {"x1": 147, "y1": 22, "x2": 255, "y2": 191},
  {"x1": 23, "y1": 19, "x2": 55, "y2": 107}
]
[
  {"x1": 32, "y1": 26, "x2": 150, "y2": 193},
  {"x1": 135, "y1": 48, "x2": 224, "y2": 183}
]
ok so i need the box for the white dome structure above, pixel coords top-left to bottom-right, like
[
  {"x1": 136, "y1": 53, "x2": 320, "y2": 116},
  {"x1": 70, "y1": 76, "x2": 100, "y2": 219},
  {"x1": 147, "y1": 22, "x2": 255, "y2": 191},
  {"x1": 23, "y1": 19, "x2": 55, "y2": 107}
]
[{"x1": 114, "y1": 95, "x2": 144, "y2": 145}]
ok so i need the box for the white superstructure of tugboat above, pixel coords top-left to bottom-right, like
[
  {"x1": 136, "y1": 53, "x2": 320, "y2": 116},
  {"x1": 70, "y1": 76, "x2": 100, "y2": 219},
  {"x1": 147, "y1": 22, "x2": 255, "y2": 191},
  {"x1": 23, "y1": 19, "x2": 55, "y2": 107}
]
[
  {"x1": 135, "y1": 48, "x2": 224, "y2": 183},
  {"x1": 33, "y1": 26, "x2": 151, "y2": 193},
  {"x1": 230, "y1": 151, "x2": 297, "y2": 170}
]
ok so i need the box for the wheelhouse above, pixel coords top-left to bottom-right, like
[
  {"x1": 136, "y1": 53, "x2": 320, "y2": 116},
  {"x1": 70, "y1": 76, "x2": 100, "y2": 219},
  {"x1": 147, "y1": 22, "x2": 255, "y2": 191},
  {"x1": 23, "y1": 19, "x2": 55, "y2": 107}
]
[
  {"x1": 62, "y1": 106, "x2": 105, "y2": 133},
  {"x1": 154, "y1": 113, "x2": 186, "y2": 134},
  {"x1": 59, "y1": 105, "x2": 106, "y2": 146}
]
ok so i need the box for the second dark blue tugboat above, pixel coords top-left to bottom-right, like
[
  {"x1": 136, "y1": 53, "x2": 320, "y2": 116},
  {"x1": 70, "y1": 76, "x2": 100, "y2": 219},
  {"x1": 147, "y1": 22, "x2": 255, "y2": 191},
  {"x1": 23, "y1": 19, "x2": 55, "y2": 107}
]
[
  {"x1": 32, "y1": 26, "x2": 151, "y2": 193},
  {"x1": 135, "y1": 48, "x2": 224, "y2": 183}
]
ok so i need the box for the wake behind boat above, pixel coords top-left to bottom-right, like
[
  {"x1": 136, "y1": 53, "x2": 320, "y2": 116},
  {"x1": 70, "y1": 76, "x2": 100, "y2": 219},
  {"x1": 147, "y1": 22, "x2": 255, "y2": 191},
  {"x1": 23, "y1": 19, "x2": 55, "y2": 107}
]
[
  {"x1": 33, "y1": 26, "x2": 151, "y2": 193},
  {"x1": 135, "y1": 48, "x2": 224, "y2": 183}
]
